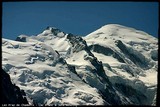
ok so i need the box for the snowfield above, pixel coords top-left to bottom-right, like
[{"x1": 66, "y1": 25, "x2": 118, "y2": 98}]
[{"x1": 2, "y1": 24, "x2": 158, "y2": 105}]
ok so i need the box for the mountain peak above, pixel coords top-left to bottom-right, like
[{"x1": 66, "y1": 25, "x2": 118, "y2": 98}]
[
  {"x1": 45, "y1": 26, "x2": 62, "y2": 34},
  {"x1": 2, "y1": 23, "x2": 157, "y2": 105},
  {"x1": 102, "y1": 24, "x2": 126, "y2": 27},
  {"x1": 38, "y1": 26, "x2": 65, "y2": 37},
  {"x1": 46, "y1": 26, "x2": 59, "y2": 31},
  {"x1": 100, "y1": 24, "x2": 136, "y2": 31},
  {"x1": 85, "y1": 24, "x2": 156, "y2": 43}
]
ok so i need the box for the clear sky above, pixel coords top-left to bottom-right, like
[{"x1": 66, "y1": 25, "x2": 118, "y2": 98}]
[{"x1": 2, "y1": 1, "x2": 159, "y2": 40}]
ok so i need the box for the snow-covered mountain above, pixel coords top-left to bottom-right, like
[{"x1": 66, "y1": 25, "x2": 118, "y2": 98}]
[{"x1": 2, "y1": 24, "x2": 158, "y2": 105}]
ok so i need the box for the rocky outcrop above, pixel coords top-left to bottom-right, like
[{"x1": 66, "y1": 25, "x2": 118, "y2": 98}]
[
  {"x1": 67, "y1": 34, "x2": 124, "y2": 104},
  {"x1": 1, "y1": 69, "x2": 28, "y2": 104},
  {"x1": 115, "y1": 40, "x2": 151, "y2": 69},
  {"x1": 15, "y1": 35, "x2": 28, "y2": 42},
  {"x1": 67, "y1": 33, "x2": 88, "y2": 53},
  {"x1": 88, "y1": 44, "x2": 125, "y2": 63},
  {"x1": 46, "y1": 26, "x2": 65, "y2": 37}
]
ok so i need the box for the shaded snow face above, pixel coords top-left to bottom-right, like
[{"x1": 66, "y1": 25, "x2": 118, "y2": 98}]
[{"x1": 2, "y1": 24, "x2": 158, "y2": 106}]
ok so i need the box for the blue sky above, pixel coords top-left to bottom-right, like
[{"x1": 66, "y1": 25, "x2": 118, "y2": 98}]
[{"x1": 2, "y1": 1, "x2": 159, "y2": 40}]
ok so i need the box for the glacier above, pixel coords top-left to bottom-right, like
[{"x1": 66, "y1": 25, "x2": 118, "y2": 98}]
[{"x1": 2, "y1": 24, "x2": 158, "y2": 105}]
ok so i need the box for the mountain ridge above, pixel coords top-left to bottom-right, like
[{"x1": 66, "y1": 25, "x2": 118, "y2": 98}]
[{"x1": 2, "y1": 24, "x2": 157, "y2": 105}]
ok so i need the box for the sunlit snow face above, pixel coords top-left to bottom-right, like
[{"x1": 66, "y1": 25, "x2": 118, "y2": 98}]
[{"x1": 2, "y1": 24, "x2": 157, "y2": 105}]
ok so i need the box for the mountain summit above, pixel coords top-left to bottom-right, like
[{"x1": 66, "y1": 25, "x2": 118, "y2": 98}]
[{"x1": 2, "y1": 24, "x2": 157, "y2": 105}]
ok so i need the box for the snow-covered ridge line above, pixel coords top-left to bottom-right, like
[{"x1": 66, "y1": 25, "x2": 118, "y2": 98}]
[{"x1": 2, "y1": 24, "x2": 157, "y2": 105}]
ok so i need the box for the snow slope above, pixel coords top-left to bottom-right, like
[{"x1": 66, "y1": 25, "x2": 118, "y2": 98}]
[
  {"x1": 2, "y1": 24, "x2": 158, "y2": 105},
  {"x1": 2, "y1": 38, "x2": 104, "y2": 105},
  {"x1": 84, "y1": 24, "x2": 158, "y2": 105}
]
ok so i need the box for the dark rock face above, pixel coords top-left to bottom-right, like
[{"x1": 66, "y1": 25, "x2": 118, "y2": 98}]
[
  {"x1": 150, "y1": 50, "x2": 158, "y2": 61},
  {"x1": 1, "y1": 69, "x2": 28, "y2": 104},
  {"x1": 46, "y1": 26, "x2": 64, "y2": 36},
  {"x1": 115, "y1": 83, "x2": 147, "y2": 104},
  {"x1": 15, "y1": 35, "x2": 27, "y2": 42},
  {"x1": 85, "y1": 56, "x2": 123, "y2": 105},
  {"x1": 66, "y1": 34, "x2": 124, "y2": 104},
  {"x1": 67, "y1": 33, "x2": 88, "y2": 53},
  {"x1": 88, "y1": 44, "x2": 125, "y2": 63},
  {"x1": 115, "y1": 40, "x2": 151, "y2": 69},
  {"x1": 66, "y1": 34, "x2": 123, "y2": 104}
]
